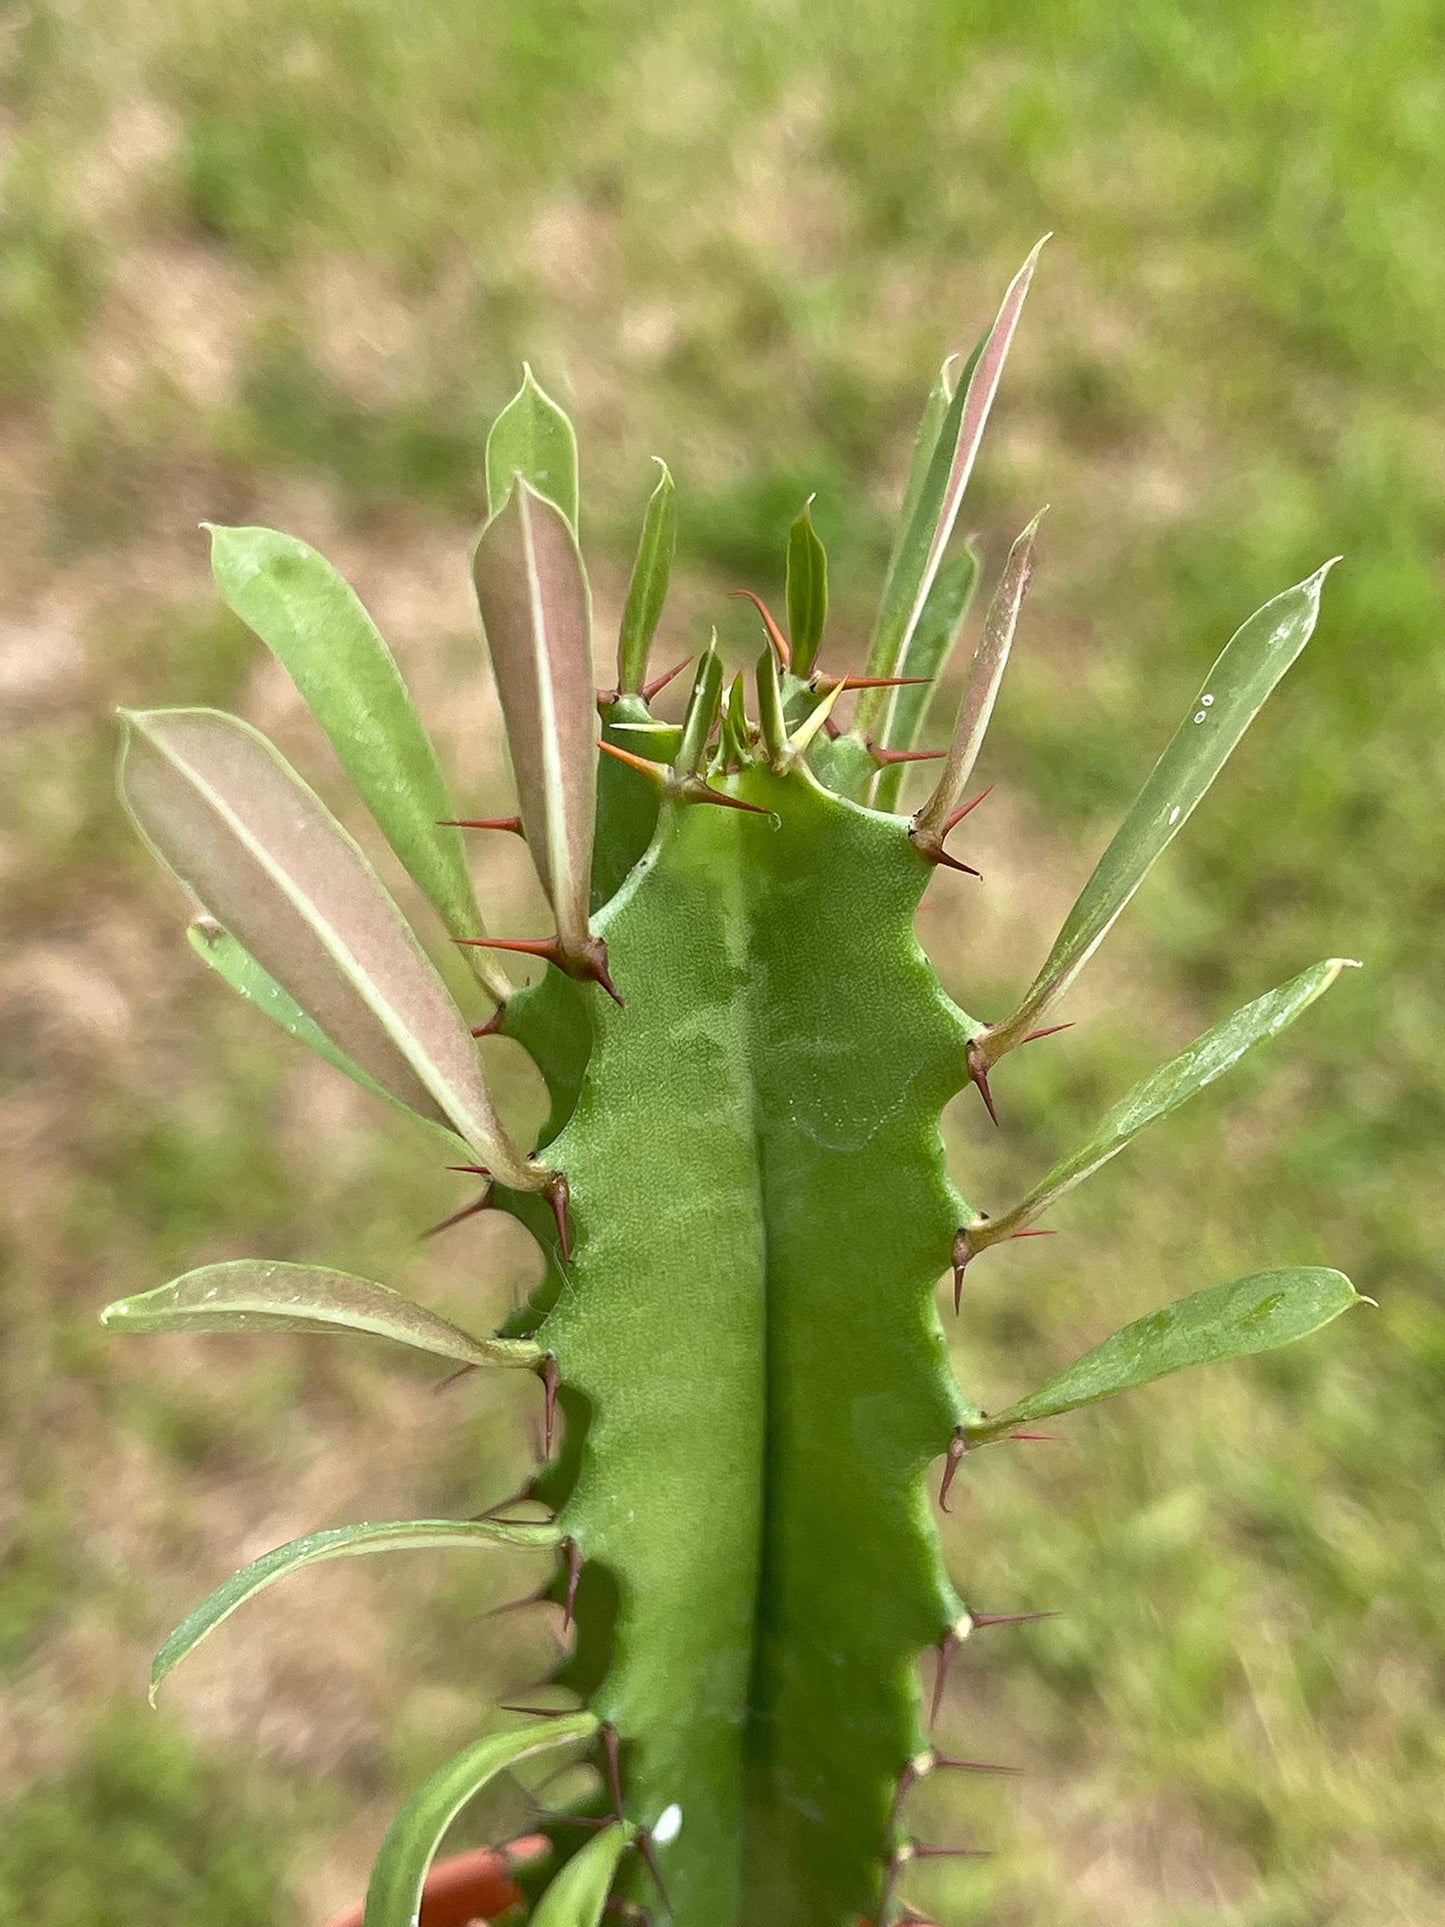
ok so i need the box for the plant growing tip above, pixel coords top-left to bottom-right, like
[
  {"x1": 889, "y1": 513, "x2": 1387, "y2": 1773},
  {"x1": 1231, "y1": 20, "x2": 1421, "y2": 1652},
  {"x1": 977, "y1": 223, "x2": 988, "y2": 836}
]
[{"x1": 113, "y1": 250, "x2": 1362, "y2": 1927}]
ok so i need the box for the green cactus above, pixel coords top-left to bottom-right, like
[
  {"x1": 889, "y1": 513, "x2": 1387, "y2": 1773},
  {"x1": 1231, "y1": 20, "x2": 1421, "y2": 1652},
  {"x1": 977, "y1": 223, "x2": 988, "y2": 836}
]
[{"x1": 104, "y1": 245, "x2": 1364, "y2": 1927}]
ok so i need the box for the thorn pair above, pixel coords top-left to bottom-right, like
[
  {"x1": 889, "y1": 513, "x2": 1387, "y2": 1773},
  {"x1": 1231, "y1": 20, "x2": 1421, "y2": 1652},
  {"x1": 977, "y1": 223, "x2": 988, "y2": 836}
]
[
  {"x1": 910, "y1": 784, "x2": 992, "y2": 878},
  {"x1": 965, "y1": 1018, "x2": 1074, "y2": 1124},
  {"x1": 930, "y1": 1609, "x2": 1057, "y2": 1726},
  {"x1": 456, "y1": 931, "x2": 623, "y2": 1007},
  {"x1": 951, "y1": 1222, "x2": 1057, "y2": 1309},
  {"x1": 597, "y1": 654, "x2": 693, "y2": 709},
  {"x1": 598, "y1": 739, "x2": 773, "y2": 816}
]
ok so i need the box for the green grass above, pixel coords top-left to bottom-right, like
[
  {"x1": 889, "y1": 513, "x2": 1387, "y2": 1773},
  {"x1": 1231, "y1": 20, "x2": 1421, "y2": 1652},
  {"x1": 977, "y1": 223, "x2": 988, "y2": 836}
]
[{"x1": 2, "y1": 1, "x2": 1442, "y2": 1921}]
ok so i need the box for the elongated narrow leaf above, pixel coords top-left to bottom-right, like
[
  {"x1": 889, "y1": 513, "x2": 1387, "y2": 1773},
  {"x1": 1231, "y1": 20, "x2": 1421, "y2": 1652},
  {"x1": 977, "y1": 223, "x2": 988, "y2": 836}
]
[
  {"x1": 486, "y1": 365, "x2": 580, "y2": 530},
  {"x1": 913, "y1": 512, "x2": 1043, "y2": 840},
  {"x1": 858, "y1": 239, "x2": 1045, "y2": 732},
  {"x1": 186, "y1": 919, "x2": 462, "y2": 1144},
  {"x1": 967, "y1": 1267, "x2": 1361, "y2": 1443},
  {"x1": 206, "y1": 525, "x2": 509, "y2": 1004},
  {"x1": 975, "y1": 959, "x2": 1355, "y2": 1249},
  {"x1": 364, "y1": 1715, "x2": 599, "y2": 1927},
  {"x1": 882, "y1": 356, "x2": 957, "y2": 593},
  {"x1": 675, "y1": 643, "x2": 723, "y2": 777},
  {"x1": 785, "y1": 499, "x2": 828, "y2": 678},
  {"x1": 118, "y1": 707, "x2": 538, "y2": 1187},
  {"x1": 617, "y1": 458, "x2": 676, "y2": 694},
  {"x1": 870, "y1": 544, "x2": 981, "y2": 812},
  {"x1": 531, "y1": 1824, "x2": 633, "y2": 1927},
  {"x1": 756, "y1": 646, "x2": 788, "y2": 763},
  {"x1": 985, "y1": 562, "x2": 1338, "y2": 1059},
  {"x1": 100, "y1": 1260, "x2": 543, "y2": 1367},
  {"x1": 151, "y1": 1517, "x2": 559, "y2": 1703},
  {"x1": 472, "y1": 482, "x2": 597, "y2": 961}
]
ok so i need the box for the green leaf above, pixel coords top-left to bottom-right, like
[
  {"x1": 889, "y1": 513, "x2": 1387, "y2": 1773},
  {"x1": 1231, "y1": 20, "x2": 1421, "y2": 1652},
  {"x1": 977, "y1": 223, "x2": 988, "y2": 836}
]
[
  {"x1": 675, "y1": 643, "x2": 723, "y2": 778},
  {"x1": 186, "y1": 919, "x2": 462, "y2": 1145},
  {"x1": 785, "y1": 499, "x2": 828, "y2": 678},
  {"x1": 118, "y1": 707, "x2": 538, "y2": 1188},
  {"x1": 884, "y1": 357, "x2": 957, "y2": 596},
  {"x1": 756, "y1": 647, "x2": 788, "y2": 764},
  {"x1": 364, "y1": 1715, "x2": 599, "y2": 1927},
  {"x1": 531, "y1": 1824, "x2": 634, "y2": 1927},
  {"x1": 100, "y1": 1259, "x2": 543, "y2": 1368},
  {"x1": 966, "y1": 1267, "x2": 1362, "y2": 1443},
  {"x1": 617, "y1": 459, "x2": 676, "y2": 694},
  {"x1": 972, "y1": 958, "x2": 1355, "y2": 1250},
  {"x1": 869, "y1": 542, "x2": 980, "y2": 812},
  {"x1": 983, "y1": 561, "x2": 1338, "y2": 1060},
  {"x1": 149, "y1": 1518, "x2": 559, "y2": 1704},
  {"x1": 472, "y1": 482, "x2": 598, "y2": 964},
  {"x1": 205, "y1": 524, "x2": 509, "y2": 1005},
  {"x1": 913, "y1": 512, "x2": 1042, "y2": 841},
  {"x1": 857, "y1": 239, "x2": 1045, "y2": 733},
  {"x1": 486, "y1": 365, "x2": 580, "y2": 531}
]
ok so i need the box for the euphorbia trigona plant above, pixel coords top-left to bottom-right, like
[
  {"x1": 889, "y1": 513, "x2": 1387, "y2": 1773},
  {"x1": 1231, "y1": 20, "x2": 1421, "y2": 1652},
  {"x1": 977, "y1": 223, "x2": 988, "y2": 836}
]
[{"x1": 105, "y1": 242, "x2": 1362, "y2": 1927}]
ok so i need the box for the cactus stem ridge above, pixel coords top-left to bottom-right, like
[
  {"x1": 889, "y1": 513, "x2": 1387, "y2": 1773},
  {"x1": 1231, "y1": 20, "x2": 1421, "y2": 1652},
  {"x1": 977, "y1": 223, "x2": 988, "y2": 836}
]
[
  {"x1": 729, "y1": 588, "x2": 791, "y2": 666},
  {"x1": 938, "y1": 1431, "x2": 967, "y2": 1511},
  {"x1": 421, "y1": 1186, "x2": 494, "y2": 1239},
  {"x1": 439, "y1": 815, "x2": 526, "y2": 836}
]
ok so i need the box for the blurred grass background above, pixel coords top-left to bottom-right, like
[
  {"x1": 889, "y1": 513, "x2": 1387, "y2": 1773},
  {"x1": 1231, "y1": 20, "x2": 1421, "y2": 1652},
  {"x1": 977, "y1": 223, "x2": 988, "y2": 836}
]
[{"x1": 1, "y1": 1, "x2": 1441, "y2": 1922}]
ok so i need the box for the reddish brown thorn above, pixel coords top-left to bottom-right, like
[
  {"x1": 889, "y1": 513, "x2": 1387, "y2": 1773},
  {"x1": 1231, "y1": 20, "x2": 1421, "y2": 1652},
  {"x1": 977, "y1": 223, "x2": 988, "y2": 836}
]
[
  {"x1": 431, "y1": 1362, "x2": 479, "y2": 1395},
  {"x1": 729, "y1": 588, "x2": 790, "y2": 666},
  {"x1": 951, "y1": 1227, "x2": 978, "y2": 1313},
  {"x1": 446, "y1": 1162, "x2": 491, "y2": 1176},
  {"x1": 681, "y1": 780, "x2": 773, "y2": 816},
  {"x1": 868, "y1": 743, "x2": 947, "y2": 766},
  {"x1": 601, "y1": 1725, "x2": 625, "y2": 1821},
  {"x1": 814, "y1": 673, "x2": 932, "y2": 692},
  {"x1": 541, "y1": 1355, "x2": 560, "y2": 1458},
  {"x1": 929, "y1": 1629, "x2": 959, "y2": 1729},
  {"x1": 439, "y1": 815, "x2": 525, "y2": 836},
  {"x1": 1019, "y1": 1020, "x2": 1075, "y2": 1047},
  {"x1": 471, "y1": 1007, "x2": 506, "y2": 1039},
  {"x1": 938, "y1": 1431, "x2": 967, "y2": 1512},
  {"x1": 641, "y1": 654, "x2": 694, "y2": 702},
  {"x1": 822, "y1": 715, "x2": 841, "y2": 739},
  {"x1": 965, "y1": 1039, "x2": 999, "y2": 1127},
  {"x1": 942, "y1": 785, "x2": 994, "y2": 834},
  {"x1": 499, "y1": 1703, "x2": 576, "y2": 1719},
  {"x1": 636, "y1": 1833, "x2": 672, "y2": 1915},
  {"x1": 929, "y1": 846, "x2": 982, "y2": 879},
  {"x1": 599, "y1": 737, "x2": 668, "y2": 782},
  {"x1": 563, "y1": 1537, "x2": 582, "y2": 1631},
  {"x1": 480, "y1": 1586, "x2": 550, "y2": 1621},
  {"x1": 969, "y1": 1610, "x2": 1058, "y2": 1629},
  {"x1": 910, "y1": 1842, "x2": 992, "y2": 1862},
  {"x1": 422, "y1": 1187, "x2": 494, "y2": 1239},
  {"x1": 1008, "y1": 1227, "x2": 1056, "y2": 1242},
  {"x1": 456, "y1": 935, "x2": 560, "y2": 959},
  {"x1": 577, "y1": 934, "x2": 624, "y2": 1008},
  {"x1": 546, "y1": 1173, "x2": 572, "y2": 1261},
  {"x1": 933, "y1": 1753, "x2": 1022, "y2": 1776},
  {"x1": 1008, "y1": 1430, "x2": 1061, "y2": 1443},
  {"x1": 475, "y1": 1475, "x2": 540, "y2": 1522}
]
